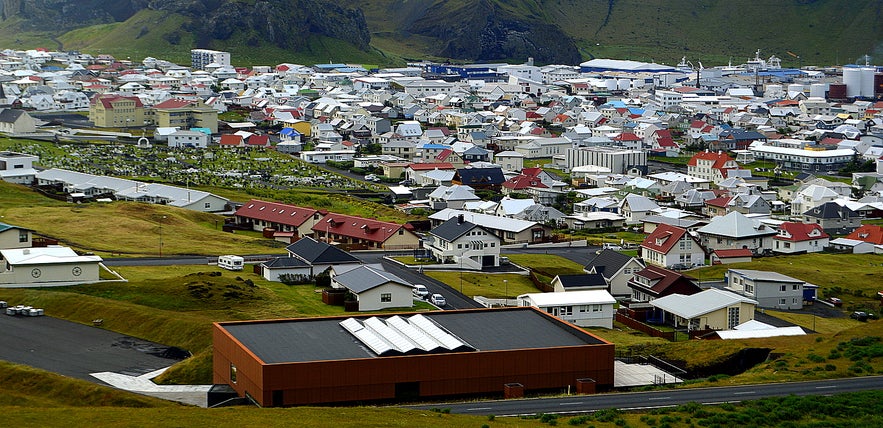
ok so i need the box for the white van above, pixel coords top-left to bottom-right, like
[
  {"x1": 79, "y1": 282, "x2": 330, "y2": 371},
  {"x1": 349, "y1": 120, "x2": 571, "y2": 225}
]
[{"x1": 218, "y1": 255, "x2": 245, "y2": 271}]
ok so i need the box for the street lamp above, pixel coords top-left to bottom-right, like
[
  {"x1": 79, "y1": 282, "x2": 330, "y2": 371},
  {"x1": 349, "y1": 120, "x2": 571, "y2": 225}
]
[
  {"x1": 504, "y1": 279, "x2": 508, "y2": 305},
  {"x1": 159, "y1": 215, "x2": 166, "y2": 257}
]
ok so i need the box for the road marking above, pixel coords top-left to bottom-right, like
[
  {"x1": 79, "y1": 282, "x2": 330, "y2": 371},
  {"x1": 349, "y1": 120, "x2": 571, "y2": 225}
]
[
  {"x1": 465, "y1": 407, "x2": 492, "y2": 411},
  {"x1": 558, "y1": 402, "x2": 583, "y2": 406},
  {"x1": 733, "y1": 391, "x2": 755, "y2": 395},
  {"x1": 648, "y1": 396, "x2": 671, "y2": 401},
  {"x1": 815, "y1": 386, "x2": 837, "y2": 389}
]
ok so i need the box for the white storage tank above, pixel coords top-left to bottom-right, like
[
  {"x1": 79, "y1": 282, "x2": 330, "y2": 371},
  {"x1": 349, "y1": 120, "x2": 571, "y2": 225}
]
[
  {"x1": 843, "y1": 67, "x2": 863, "y2": 97},
  {"x1": 765, "y1": 84, "x2": 783, "y2": 97},
  {"x1": 604, "y1": 79, "x2": 617, "y2": 91},
  {"x1": 787, "y1": 84, "x2": 804, "y2": 94},
  {"x1": 617, "y1": 78, "x2": 631, "y2": 90},
  {"x1": 861, "y1": 67, "x2": 876, "y2": 98},
  {"x1": 809, "y1": 83, "x2": 827, "y2": 98}
]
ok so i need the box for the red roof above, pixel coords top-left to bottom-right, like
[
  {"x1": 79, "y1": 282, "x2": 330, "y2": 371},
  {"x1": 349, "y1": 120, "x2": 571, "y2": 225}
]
[
  {"x1": 408, "y1": 162, "x2": 455, "y2": 171},
  {"x1": 91, "y1": 94, "x2": 143, "y2": 109},
  {"x1": 247, "y1": 135, "x2": 270, "y2": 146},
  {"x1": 154, "y1": 98, "x2": 197, "y2": 109},
  {"x1": 775, "y1": 222, "x2": 830, "y2": 242},
  {"x1": 631, "y1": 265, "x2": 700, "y2": 296},
  {"x1": 641, "y1": 223, "x2": 690, "y2": 253},
  {"x1": 311, "y1": 213, "x2": 411, "y2": 244},
  {"x1": 818, "y1": 137, "x2": 843, "y2": 146},
  {"x1": 846, "y1": 224, "x2": 883, "y2": 245},
  {"x1": 219, "y1": 134, "x2": 243, "y2": 146},
  {"x1": 653, "y1": 129, "x2": 672, "y2": 138},
  {"x1": 502, "y1": 174, "x2": 548, "y2": 190},
  {"x1": 234, "y1": 199, "x2": 321, "y2": 228},
  {"x1": 687, "y1": 151, "x2": 735, "y2": 169},
  {"x1": 656, "y1": 137, "x2": 678, "y2": 148},
  {"x1": 713, "y1": 248, "x2": 753, "y2": 258},
  {"x1": 521, "y1": 167, "x2": 543, "y2": 177},
  {"x1": 690, "y1": 120, "x2": 708, "y2": 129},
  {"x1": 613, "y1": 132, "x2": 641, "y2": 141},
  {"x1": 276, "y1": 64, "x2": 290, "y2": 72},
  {"x1": 705, "y1": 196, "x2": 732, "y2": 208}
]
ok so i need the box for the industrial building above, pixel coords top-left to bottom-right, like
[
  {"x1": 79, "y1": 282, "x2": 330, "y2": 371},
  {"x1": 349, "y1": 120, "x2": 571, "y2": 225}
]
[{"x1": 213, "y1": 307, "x2": 614, "y2": 406}]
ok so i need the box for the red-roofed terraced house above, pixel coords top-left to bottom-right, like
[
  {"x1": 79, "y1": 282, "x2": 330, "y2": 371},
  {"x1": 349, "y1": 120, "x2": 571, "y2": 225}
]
[
  {"x1": 773, "y1": 222, "x2": 830, "y2": 254},
  {"x1": 313, "y1": 213, "x2": 421, "y2": 250},
  {"x1": 89, "y1": 94, "x2": 145, "y2": 128},
  {"x1": 233, "y1": 199, "x2": 326, "y2": 241}
]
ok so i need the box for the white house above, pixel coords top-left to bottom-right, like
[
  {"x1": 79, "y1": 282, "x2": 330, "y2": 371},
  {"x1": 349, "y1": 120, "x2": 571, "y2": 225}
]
[
  {"x1": 773, "y1": 222, "x2": 830, "y2": 254},
  {"x1": 426, "y1": 215, "x2": 501, "y2": 270},
  {"x1": 331, "y1": 265, "x2": 414, "y2": 311},
  {"x1": 168, "y1": 130, "x2": 210, "y2": 149},
  {"x1": 725, "y1": 269, "x2": 804, "y2": 310},
  {"x1": 0, "y1": 222, "x2": 32, "y2": 249},
  {"x1": 0, "y1": 151, "x2": 38, "y2": 184},
  {"x1": 517, "y1": 289, "x2": 617, "y2": 328},
  {"x1": 299, "y1": 150, "x2": 356, "y2": 164},
  {"x1": 640, "y1": 223, "x2": 705, "y2": 269}
]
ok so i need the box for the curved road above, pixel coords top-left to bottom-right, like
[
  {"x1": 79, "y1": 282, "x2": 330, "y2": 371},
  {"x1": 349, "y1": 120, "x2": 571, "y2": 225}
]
[{"x1": 407, "y1": 376, "x2": 883, "y2": 416}]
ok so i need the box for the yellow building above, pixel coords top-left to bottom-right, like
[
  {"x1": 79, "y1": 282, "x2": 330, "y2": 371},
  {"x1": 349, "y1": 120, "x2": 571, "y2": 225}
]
[
  {"x1": 89, "y1": 94, "x2": 146, "y2": 128},
  {"x1": 152, "y1": 98, "x2": 218, "y2": 133}
]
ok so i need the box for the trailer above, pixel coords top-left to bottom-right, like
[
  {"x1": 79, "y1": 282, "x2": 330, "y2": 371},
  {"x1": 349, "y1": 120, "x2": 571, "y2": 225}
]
[{"x1": 218, "y1": 255, "x2": 245, "y2": 271}]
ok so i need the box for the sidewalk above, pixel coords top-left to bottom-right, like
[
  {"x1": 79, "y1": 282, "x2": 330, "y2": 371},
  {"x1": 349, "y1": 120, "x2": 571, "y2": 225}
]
[{"x1": 91, "y1": 367, "x2": 211, "y2": 407}]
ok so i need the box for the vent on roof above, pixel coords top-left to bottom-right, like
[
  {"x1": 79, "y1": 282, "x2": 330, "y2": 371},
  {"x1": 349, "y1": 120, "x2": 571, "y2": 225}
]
[
  {"x1": 340, "y1": 314, "x2": 475, "y2": 357},
  {"x1": 247, "y1": 204, "x2": 254, "y2": 208},
  {"x1": 259, "y1": 207, "x2": 265, "y2": 211}
]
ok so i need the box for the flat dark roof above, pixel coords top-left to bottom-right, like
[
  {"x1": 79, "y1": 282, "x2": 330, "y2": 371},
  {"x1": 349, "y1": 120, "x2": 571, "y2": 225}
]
[{"x1": 219, "y1": 307, "x2": 606, "y2": 364}]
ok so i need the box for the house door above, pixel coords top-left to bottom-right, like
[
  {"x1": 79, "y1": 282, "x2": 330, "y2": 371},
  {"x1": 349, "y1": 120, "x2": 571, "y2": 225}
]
[{"x1": 482, "y1": 255, "x2": 495, "y2": 267}]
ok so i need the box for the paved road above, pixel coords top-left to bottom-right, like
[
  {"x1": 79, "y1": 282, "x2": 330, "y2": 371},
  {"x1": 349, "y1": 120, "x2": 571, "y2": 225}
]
[
  {"x1": 406, "y1": 375, "x2": 883, "y2": 416},
  {"x1": 0, "y1": 314, "x2": 184, "y2": 384}
]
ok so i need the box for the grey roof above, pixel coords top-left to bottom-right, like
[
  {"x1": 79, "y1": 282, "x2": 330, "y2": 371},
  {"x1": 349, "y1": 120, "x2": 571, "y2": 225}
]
[
  {"x1": 803, "y1": 202, "x2": 860, "y2": 219},
  {"x1": 429, "y1": 218, "x2": 482, "y2": 241},
  {"x1": 334, "y1": 265, "x2": 411, "y2": 293},
  {"x1": 218, "y1": 308, "x2": 605, "y2": 364},
  {"x1": 429, "y1": 209, "x2": 539, "y2": 233},
  {"x1": 650, "y1": 288, "x2": 757, "y2": 319},
  {"x1": 262, "y1": 257, "x2": 310, "y2": 269},
  {"x1": 286, "y1": 237, "x2": 361, "y2": 265},
  {"x1": 728, "y1": 269, "x2": 804, "y2": 283},
  {"x1": 697, "y1": 211, "x2": 776, "y2": 238},
  {"x1": 554, "y1": 274, "x2": 607, "y2": 288},
  {"x1": 584, "y1": 249, "x2": 641, "y2": 277},
  {"x1": 642, "y1": 215, "x2": 702, "y2": 229},
  {"x1": 0, "y1": 108, "x2": 25, "y2": 123}
]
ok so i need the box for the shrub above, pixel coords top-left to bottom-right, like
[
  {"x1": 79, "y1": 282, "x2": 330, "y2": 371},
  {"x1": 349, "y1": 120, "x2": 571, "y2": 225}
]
[
  {"x1": 807, "y1": 353, "x2": 826, "y2": 363},
  {"x1": 825, "y1": 364, "x2": 837, "y2": 371}
]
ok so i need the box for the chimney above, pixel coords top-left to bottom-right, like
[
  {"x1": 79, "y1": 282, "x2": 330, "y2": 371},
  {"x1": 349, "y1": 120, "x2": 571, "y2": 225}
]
[{"x1": 457, "y1": 214, "x2": 464, "y2": 224}]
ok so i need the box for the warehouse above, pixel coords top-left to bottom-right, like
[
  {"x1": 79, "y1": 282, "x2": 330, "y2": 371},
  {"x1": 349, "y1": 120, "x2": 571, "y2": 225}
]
[{"x1": 213, "y1": 307, "x2": 614, "y2": 406}]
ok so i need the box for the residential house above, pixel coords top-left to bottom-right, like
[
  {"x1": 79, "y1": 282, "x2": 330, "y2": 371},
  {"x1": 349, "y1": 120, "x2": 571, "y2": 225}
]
[
  {"x1": 790, "y1": 184, "x2": 840, "y2": 216},
  {"x1": 649, "y1": 288, "x2": 757, "y2": 331},
  {"x1": 313, "y1": 213, "x2": 420, "y2": 250},
  {"x1": 619, "y1": 194, "x2": 661, "y2": 225},
  {"x1": 710, "y1": 248, "x2": 754, "y2": 265},
  {"x1": 627, "y1": 265, "x2": 703, "y2": 311},
  {"x1": 452, "y1": 167, "x2": 506, "y2": 192},
  {"x1": 0, "y1": 109, "x2": 37, "y2": 134},
  {"x1": 802, "y1": 201, "x2": 863, "y2": 234},
  {"x1": 405, "y1": 162, "x2": 456, "y2": 182},
  {"x1": 725, "y1": 269, "x2": 804, "y2": 310},
  {"x1": 517, "y1": 290, "x2": 617, "y2": 328},
  {"x1": 845, "y1": 224, "x2": 883, "y2": 246},
  {"x1": 583, "y1": 249, "x2": 646, "y2": 297},
  {"x1": 233, "y1": 199, "x2": 324, "y2": 240},
  {"x1": 0, "y1": 222, "x2": 31, "y2": 249},
  {"x1": 696, "y1": 211, "x2": 777, "y2": 254},
  {"x1": 773, "y1": 222, "x2": 830, "y2": 254},
  {"x1": 687, "y1": 151, "x2": 740, "y2": 184},
  {"x1": 640, "y1": 224, "x2": 705, "y2": 269},
  {"x1": 429, "y1": 208, "x2": 550, "y2": 244},
  {"x1": 727, "y1": 193, "x2": 772, "y2": 215},
  {"x1": 262, "y1": 236, "x2": 361, "y2": 280},
  {"x1": 168, "y1": 130, "x2": 210, "y2": 148},
  {"x1": 428, "y1": 185, "x2": 481, "y2": 210},
  {"x1": 331, "y1": 265, "x2": 414, "y2": 311},
  {"x1": 426, "y1": 215, "x2": 501, "y2": 270}
]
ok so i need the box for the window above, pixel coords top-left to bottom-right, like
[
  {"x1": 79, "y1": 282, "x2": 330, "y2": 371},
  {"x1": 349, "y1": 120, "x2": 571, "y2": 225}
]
[
  {"x1": 792, "y1": 284, "x2": 799, "y2": 290},
  {"x1": 19, "y1": 230, "x2": 28, "y2": 243},
  {"x1": 230, "y1": 363, "x2": 237, "y2": 384},
  {"x1": 205, "y1": 202, "x2": 211, "y2": 209},
  {"x1": 380, "y1": 293, "x2": 392, "y2": 302},
  {"x1": 780, "y1": 285, "x2": 787, "y2": 292},
  {"x1": 779, "y1": 298, "x2": 786, "y2": 305},
  {"x1": 591, "y1": 304, "x2": 603, "y2": 312}
]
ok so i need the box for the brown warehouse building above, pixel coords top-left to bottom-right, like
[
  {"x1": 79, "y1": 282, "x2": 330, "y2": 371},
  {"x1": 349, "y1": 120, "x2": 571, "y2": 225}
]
[{"x1": 213, "y1": 307, "x2": 615, "y2": 406}]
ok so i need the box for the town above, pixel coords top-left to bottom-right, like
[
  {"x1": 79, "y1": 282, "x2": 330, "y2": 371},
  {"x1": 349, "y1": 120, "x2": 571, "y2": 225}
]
[{"x1": 0, "y1": 47, "x2": 882, "y2": 425}]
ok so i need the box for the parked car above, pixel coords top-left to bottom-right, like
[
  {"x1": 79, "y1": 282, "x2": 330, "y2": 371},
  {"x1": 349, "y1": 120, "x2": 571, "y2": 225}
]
[
  {"x1": 412, "y1": 284, "x2": 429, "y2": 299},
  {"x1": 827, "y1": 297, "x2": 843, "y2": 307},
  {"x1": 429, "y1": 293, "x2": 446, "y2": 307},
  {"x1": 851, "y1": 311, "x2": 869, "y2": 322},
  {"x1": 669, "y1": 263, "x2": 692, "y2": 271},
  {"x1": 601, "y1": 243, "x2": 623, "y2": 251}
]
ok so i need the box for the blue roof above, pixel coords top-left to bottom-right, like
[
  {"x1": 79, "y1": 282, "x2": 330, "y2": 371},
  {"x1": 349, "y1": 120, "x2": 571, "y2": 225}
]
[
  {"x1": 421, "y1": 143, "x2": 449, "y2": 149},
  {"x1": 603, "y1": 100, "x2": 628, "y2": 108},
  {"x1": 314, "y1": 63, "x2": 347, "y2": 70},
  {"x1": 628, "y1": 108, "x2": 645, "y2": 115},
  {"x1": 190, "y1": 127, "x2": 212, "y2": 135},
  {"x1": 280, "y1": 127, "x2": 299, "y2": 136}
]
